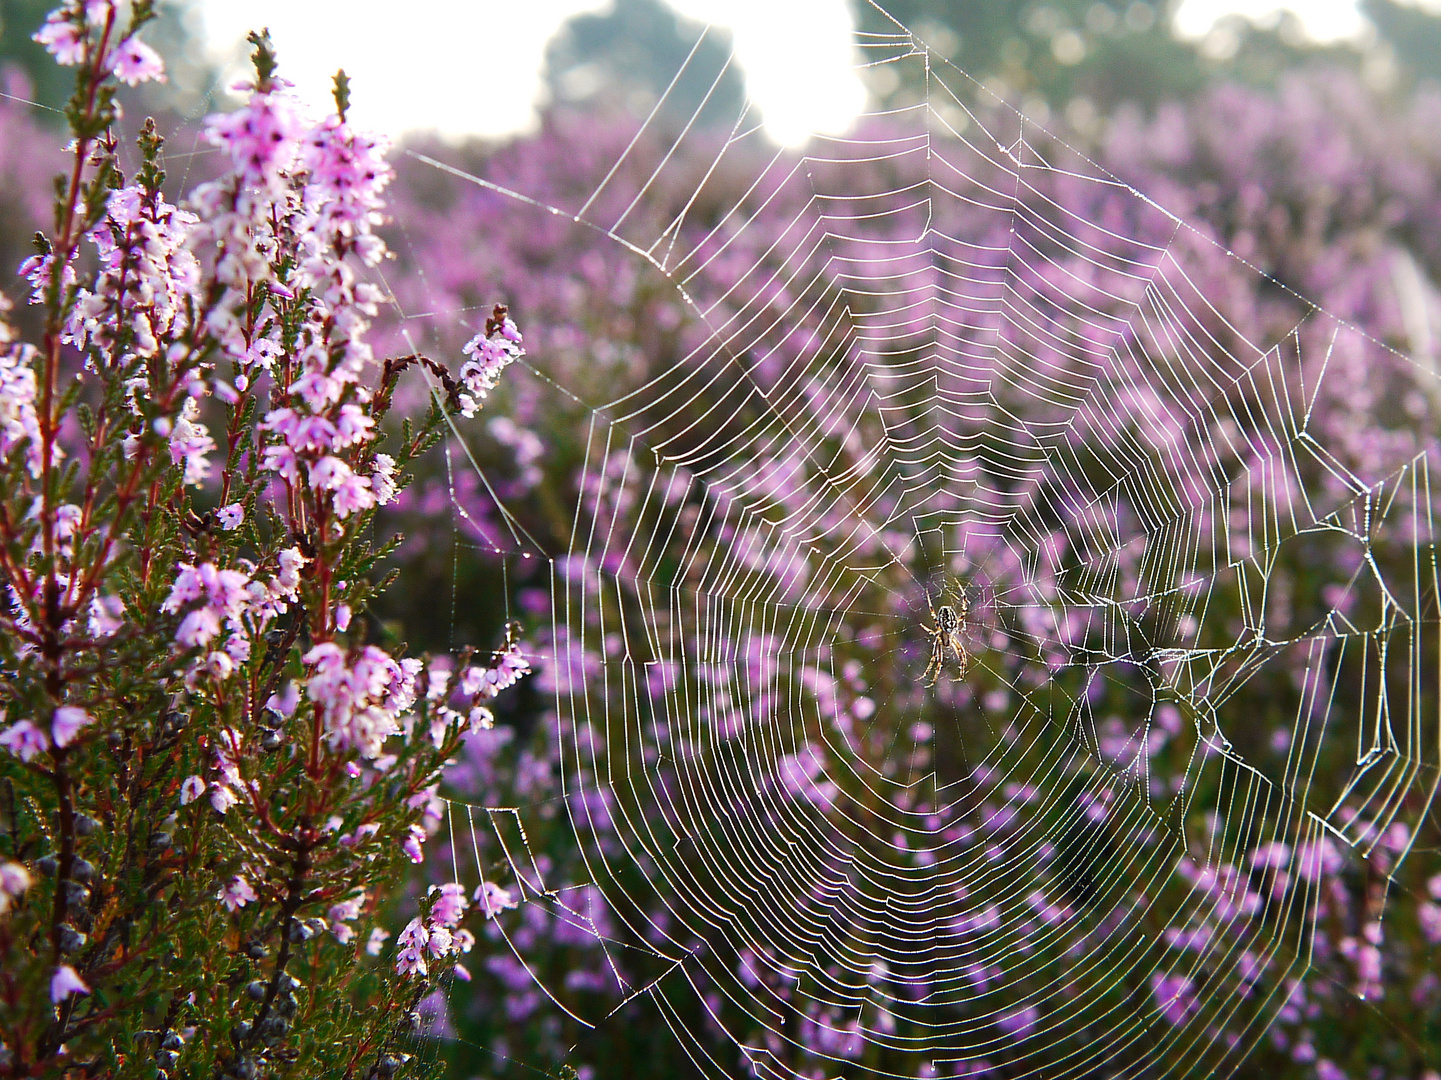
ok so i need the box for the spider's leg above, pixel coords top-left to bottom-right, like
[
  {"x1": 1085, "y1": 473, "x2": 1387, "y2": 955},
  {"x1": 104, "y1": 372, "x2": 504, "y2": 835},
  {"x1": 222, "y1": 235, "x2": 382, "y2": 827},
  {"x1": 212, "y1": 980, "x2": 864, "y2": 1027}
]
[{"x1": 923, "y1": 636, "x2": 942, "y2": 686}]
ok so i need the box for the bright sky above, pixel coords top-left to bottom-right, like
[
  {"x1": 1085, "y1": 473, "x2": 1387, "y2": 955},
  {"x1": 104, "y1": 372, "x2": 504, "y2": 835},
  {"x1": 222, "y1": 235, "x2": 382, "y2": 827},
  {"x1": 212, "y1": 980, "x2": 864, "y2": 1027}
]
[{"x1": 195, "y1": 0, "x2": 1383, "y2": 147}]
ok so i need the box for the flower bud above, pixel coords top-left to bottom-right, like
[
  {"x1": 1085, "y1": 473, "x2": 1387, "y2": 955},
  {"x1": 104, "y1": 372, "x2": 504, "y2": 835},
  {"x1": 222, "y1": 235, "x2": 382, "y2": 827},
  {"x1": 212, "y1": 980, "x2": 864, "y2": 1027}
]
[{"x1": 245, "y1": 980, "x2": 267, "y2": 1001}]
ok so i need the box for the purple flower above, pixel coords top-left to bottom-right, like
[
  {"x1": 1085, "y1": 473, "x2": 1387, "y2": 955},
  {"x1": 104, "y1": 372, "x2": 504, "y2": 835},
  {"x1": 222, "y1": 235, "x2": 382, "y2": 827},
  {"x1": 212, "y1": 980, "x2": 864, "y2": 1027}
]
[
  {"x1": 217, "y1": 503, "x2": 244, "y2": 530},
  {"x1": 87, "y1": 595, "x2": 124, "y2": 637},
  {"x1": 179, "y1": 775, "x2": 206, "y2": 805},
  {"x1": 328, "y1": 892, "x2": 365, "y2": 942},
  {"x1": 430, "y1": 881, "x2": 468, "y2": 928},
  {"x1": 218, "y1": 875, "x2": 257, "y2": 912},
  {"x1": 1420, "y1": 902, "x2": 1441, "y2": 946},
  {"x1": 109, "y1": 36, "x2": 164, "y2": 85},
  {"x1": 0, "y1": 861, "x2": 32, "y2": 914},
  {"x1": 1150, "y1": 973, "x2": 1198, "y2": 1026},
  {"x1": 402, "y1": 824, "x2": 426, "y2": 863},
  {"x1": 50, "y1": 964, "x2": 90, "y2": 1003},
  {"x1": 51, "y1": 706, "x2": 93, "y2": 748},
  {"x1": 366, "y1": 927, "x2": 390, "y2": 956},
  {"x1": 33, "y1": 13, "x2": 84, "y2": 65},
  {"x1": 474, "y1": 880, "x2": 517, "y2": 919},
  {"x1": 395, "y1": 917, "x2": 429, "y2": 976},
  {"x1": 997, "y1": 1004, "x2": 1039, "y2": 1039},
  {"x1": 0, "y1": 719, "x2": 51, "y2": 762}
]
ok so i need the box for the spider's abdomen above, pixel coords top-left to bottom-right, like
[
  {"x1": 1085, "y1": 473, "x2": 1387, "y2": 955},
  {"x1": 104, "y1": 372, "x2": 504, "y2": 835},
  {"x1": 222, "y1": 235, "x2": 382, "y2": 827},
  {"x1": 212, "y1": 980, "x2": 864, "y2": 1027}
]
[{"x1": 937, "y1": 605, "x2": 960, "y2": 633}]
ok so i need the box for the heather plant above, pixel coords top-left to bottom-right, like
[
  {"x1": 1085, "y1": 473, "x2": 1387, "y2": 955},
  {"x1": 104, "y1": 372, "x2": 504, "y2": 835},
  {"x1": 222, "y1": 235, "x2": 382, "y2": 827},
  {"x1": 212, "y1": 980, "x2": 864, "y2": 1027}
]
[{"x1": 0, "y1": 5, "x2": 530, "y2": 1077}]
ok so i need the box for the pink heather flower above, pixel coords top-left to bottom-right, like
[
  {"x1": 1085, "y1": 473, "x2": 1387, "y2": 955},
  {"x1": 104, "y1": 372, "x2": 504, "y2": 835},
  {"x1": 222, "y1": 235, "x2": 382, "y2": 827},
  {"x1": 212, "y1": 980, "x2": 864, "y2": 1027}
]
[
  {"x1": 0, "y1": 344, "x2": 44, "y2": 477},
  {"x1": 217, "y1": 503, "x2": 244, "y2": 530},
  {"x1": 371, "y1": 454, "x2": 398, "y2": 505},
  {"x1": 453, "y1": 963, "x2": 471, "y2": 982},
  {"x1": 1419, "y1": 903, "x2": 1441, "y2": 946},
  {"x1": 265, "y1": 681, "x2": 300, "y2": 718},
  {"x1": 51, "y1": 706, "x2": 93, "y2": 748},
  {"x1": 425, "y1": 924, "x2": 453, "y2": 959},
  {"x1": 0, "y1": 861, "x2": 32, "y2": 915},
  {"x1": 88, "y1": 595, "x2": 125, "y2": 637},
  {"x1": 1296, "y1": 837, "x2": 1344, "y2": 881},
  {"x1": 335, "y1": 604, "x2": 352, "y2": 632},
  {"x1": 176, "y1": 607, "x2": 222, "y2": 649},
  {"x1": 0, "y1": 719, "x2": 51, "y2": 762},
  {"x1": 218, "y1": 875, "x2": 257, "y2": 912},
  {"x1": 34, "y1": 14, "x2": 85, "y2": 65},
  {"x1": 205, "y1": 87, "x2": 307, "y2": 196},
  {"x1": 1315, "y1": 1062, "x2": 1348, "y2": 1080},
  {"x1": 402, "y1": 824, "x2": 426, "y2": 864},
  {"x1": 310, "y1": 456, "x2": 375, "y2": 518},
  {"x1": 328, "y1": 893, "x2": 366, "y2": 942},
  {"x1": 168, "y1": 398, "x2": 214, "y2": 486},
  {"x1": 1250, "y1": 842, "x2": 1291, "y2": 869},
  {"x1": 110, "y1": 35, "x2": 165, "y2": 85},
  {"x1": 453, "y1": 928, "x2": 475, "y2": 954},
  {"x1": 457, "y1": 334, "x2": 521, "y2": 418},
  {"x1": 430, "y1": 882, "x2": 468, "y2": 928},
  {"x1": 366, "y1": 926, "x2": 390, "y2": 956},
  {"x1": 997, "y1": 1004, "x2": 1039, "y2": 1039},
  {"x1": 209, "y1": 784, "x2": 238, "y2": 815},
  {"x1": 395, "y1": 917, "x2": 429, "y2": 976},
  {"x1": 474, "y1": 880, "x2": 517, "y2": 919},
  {"x1": 50, "y1": 964, "x2": 90, "y2": 1003},
  {"x1": 179, "y1": 775, "x2": 206, "y2": 805},
  {"x1": 1150, "y1": 972, "x2": 1197, "y2": 1026}
]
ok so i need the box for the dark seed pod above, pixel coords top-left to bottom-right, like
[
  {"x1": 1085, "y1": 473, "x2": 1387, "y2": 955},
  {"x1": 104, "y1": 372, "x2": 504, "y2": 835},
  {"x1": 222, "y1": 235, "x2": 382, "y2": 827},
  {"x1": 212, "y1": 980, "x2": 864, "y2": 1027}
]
[
  {"x1": 230, "y1": 1056, "x2": 257, "y2": 1080},
  {"x1": 58, "y1": 923, "x2": 87, "y2": 953},
  {"x1": 155, "y1": 1071, "x2": 169, "y2": 1080},
  {"x1": 35, "y1": 855, "x2": 58, "y2": 876},
  {"x1": 155, "y1": 1049, "x2": 178, "y2": 1069},
  {"x1": 230, "y1": 1021, "x2": 252, "y2": 1046},
  {"x1": 62, "y1": 880, "x2": 89, "y2": 908},
  {"x1": 71, "y1": 858, "x2": 94, "y2": 882},
  {"x1": 73, "y1": 813, "x2": 100, "y2": 836},
  {"x1": 286, "y1": 920, "x2": 315, "y2": 943},
  {"x1": 274, "y1": 992, "x2": 296, "y2": 1018},
  {"x1": 376, "y1": 1056, "x2": 400, "y2": 1078},
  {"x1": 245, "y1": 980, "x2": 267, "y2": 1001},
  {"x1": 256, "y1": 1014, "x2": 288, "y2": 1044},
  {"x1": 278, "y1": 972, "x2": 301, "y2": 992},
  {"x1": 400, "y1": 1010, "x2": 422, "y2": 1035},
  {"x1": 148, "y1": 832, "x2": 172, "y2": 851},
  {"x1": 260, "y1": 728, "x2": 283, "y2": 751},
  {"x1": 161, "y1": 1030, "x2": 184, "y2": 1051},
  {"x1": 244, "y1": 941, "x2": 268, "y2": 961}
]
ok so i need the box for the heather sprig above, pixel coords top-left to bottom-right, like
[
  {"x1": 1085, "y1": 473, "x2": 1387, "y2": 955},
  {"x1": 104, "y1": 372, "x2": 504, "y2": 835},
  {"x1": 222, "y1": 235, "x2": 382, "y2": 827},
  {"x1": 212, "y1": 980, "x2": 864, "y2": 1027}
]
[{"x1": 0, "y1": 7, "x2": 527, "y2": 1078}]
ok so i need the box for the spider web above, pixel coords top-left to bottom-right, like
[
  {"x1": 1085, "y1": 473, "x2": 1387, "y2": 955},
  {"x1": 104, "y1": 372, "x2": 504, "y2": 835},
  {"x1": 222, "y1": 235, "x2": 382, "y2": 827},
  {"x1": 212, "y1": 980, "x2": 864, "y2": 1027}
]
[{"x1": 375, "y1": 6, "x2": 1441, "y2": 1077}]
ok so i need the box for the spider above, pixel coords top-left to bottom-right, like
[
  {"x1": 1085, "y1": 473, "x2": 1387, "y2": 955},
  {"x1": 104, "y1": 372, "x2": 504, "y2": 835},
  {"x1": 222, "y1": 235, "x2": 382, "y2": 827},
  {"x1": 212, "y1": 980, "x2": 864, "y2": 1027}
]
[{"x1": 921, "y1": 587, "x2": 972, "y2": 686}]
